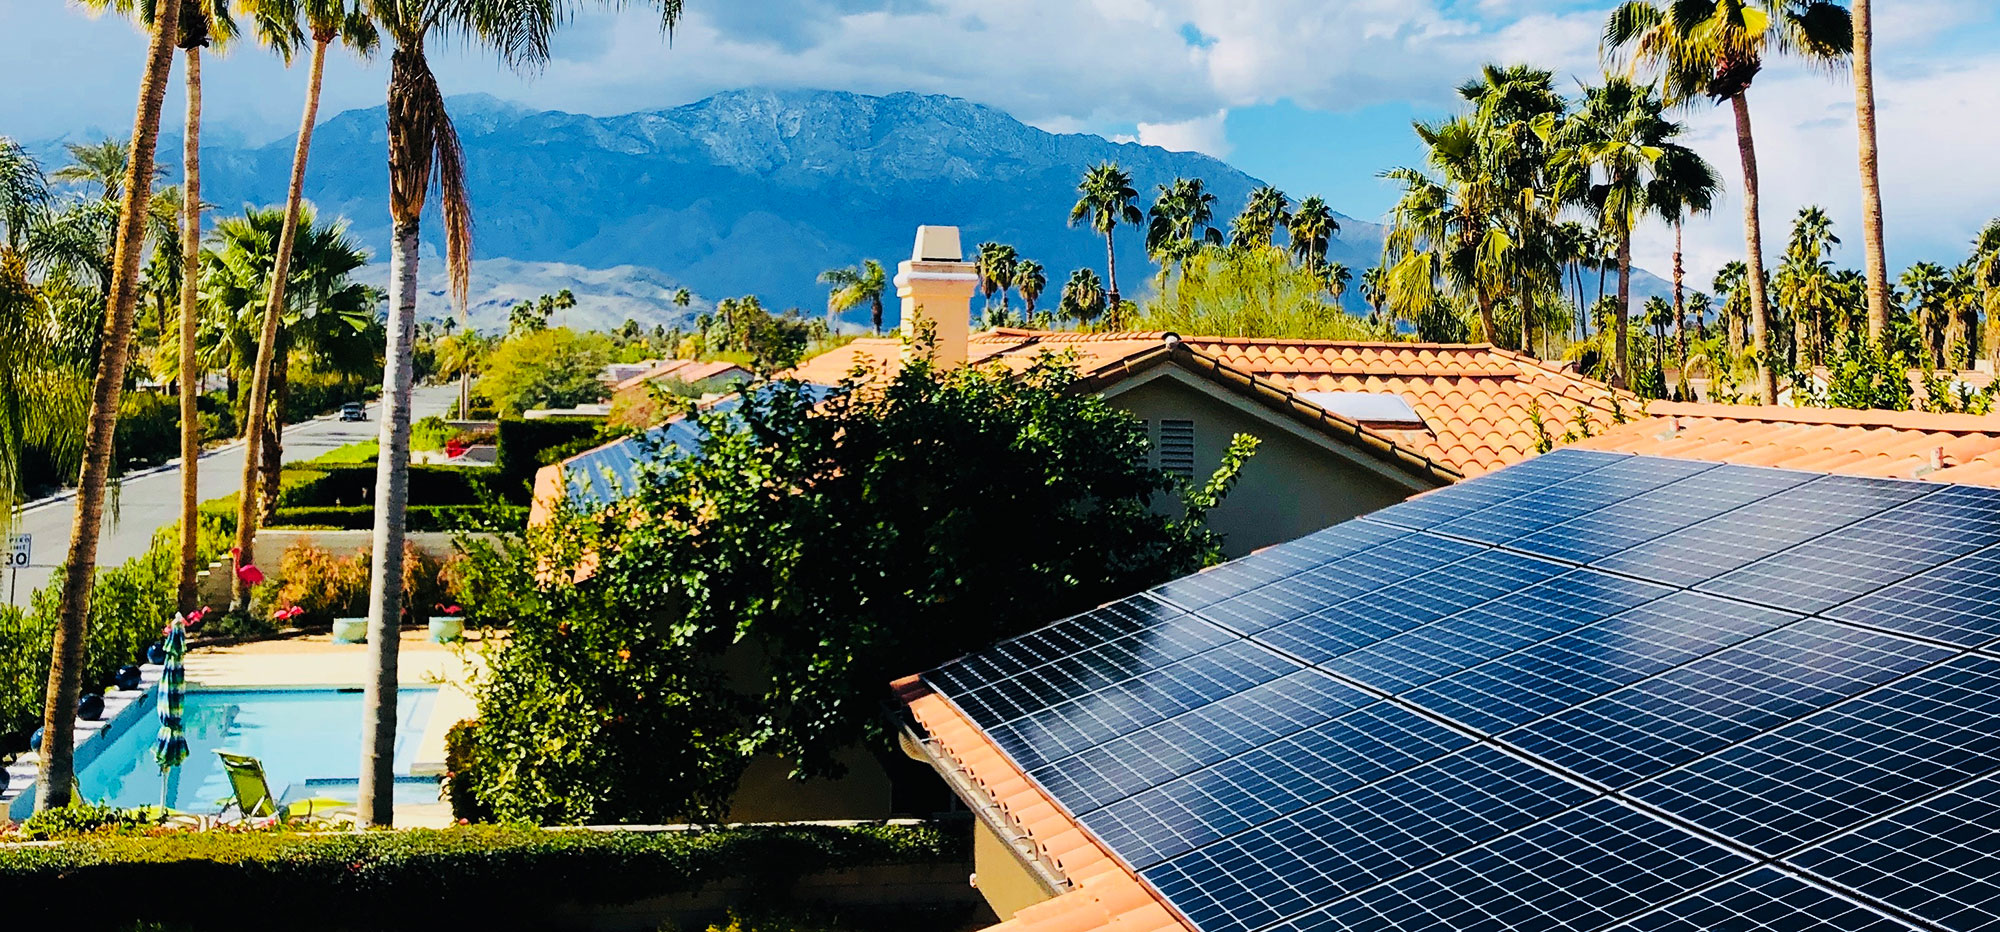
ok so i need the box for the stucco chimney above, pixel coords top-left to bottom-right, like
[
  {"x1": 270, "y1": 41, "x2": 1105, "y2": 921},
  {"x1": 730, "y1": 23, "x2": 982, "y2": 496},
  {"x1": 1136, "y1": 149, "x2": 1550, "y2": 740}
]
[{"x1": 895, "y1": 225, "x2": 976, "y2": 368}]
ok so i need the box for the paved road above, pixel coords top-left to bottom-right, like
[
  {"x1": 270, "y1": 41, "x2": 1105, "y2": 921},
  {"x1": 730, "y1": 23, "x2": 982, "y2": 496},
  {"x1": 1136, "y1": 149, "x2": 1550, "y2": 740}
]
[{"x1": 5, "y1": 384, "x2": 459, "y2": 607}]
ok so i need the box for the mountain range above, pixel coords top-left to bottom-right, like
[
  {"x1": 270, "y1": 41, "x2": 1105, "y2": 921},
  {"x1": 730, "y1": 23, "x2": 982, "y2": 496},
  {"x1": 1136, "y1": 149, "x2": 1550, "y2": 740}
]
[{"x1": 37, "y1": 88, "x2": 1667, "y2": 332}]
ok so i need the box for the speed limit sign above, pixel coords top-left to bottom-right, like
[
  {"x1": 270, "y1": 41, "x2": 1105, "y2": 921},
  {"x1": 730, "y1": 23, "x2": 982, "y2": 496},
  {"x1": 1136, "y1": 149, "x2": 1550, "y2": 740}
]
[{"x1": 6, "y1": 534, "x2": 29, "y2": 569}]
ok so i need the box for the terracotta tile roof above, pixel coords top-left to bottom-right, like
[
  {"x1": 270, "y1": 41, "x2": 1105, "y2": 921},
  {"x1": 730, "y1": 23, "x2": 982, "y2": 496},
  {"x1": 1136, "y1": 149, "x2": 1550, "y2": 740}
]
[
  {"x1": 612, "y1": 359, "x2": 749, "y2": 393},
  {"x1": 898, "y1": 679, "x2": 1193, "y2": 932},
  {"x1": 791, "y1": 329, "x2": 1632, "y2": 478},
  {"x1": 1573, "y1": 401, "x2": 2000, "y2": 487}
]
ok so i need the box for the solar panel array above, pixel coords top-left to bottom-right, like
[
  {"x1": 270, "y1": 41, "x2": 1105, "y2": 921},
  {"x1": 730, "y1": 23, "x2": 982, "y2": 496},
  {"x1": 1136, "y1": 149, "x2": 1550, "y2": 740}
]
[
  {"x1": 560, "y1": 382, "x2": 838, "y2": 504},
  {"x1": 920, "y1": 449, "x2": 2000, "y2": 932}
]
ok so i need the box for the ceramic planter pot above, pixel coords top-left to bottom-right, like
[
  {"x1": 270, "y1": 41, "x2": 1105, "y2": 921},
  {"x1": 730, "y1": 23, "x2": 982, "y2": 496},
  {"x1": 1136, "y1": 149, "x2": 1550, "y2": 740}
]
[
  {"x1": 428, "y1": 615, "x2": 464, "y2": 643},
  {"x1": 332, "y1": 617, "x2": 369, "y2": 644}
]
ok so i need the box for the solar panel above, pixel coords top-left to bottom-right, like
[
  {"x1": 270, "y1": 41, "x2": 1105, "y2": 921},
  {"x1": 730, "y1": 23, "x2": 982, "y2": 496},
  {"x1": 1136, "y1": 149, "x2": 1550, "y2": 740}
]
[
  {"x1": 1367, "y1": 448, "x2": 1626, "y2": 531},
  {"x1": 1628, "y1": 655, "x2": 2000, "y2": 856},
  {"x1": 1697, "y1": 484, "x2": 2000, "y2": 613},
  {"x1": 1790, "y1": 774, "x2": 2000, "y2": 932},
  {"x1": 1593, "y1": 473, "x2": 1934, "y2": 587},
  {"x1": 1826, "y1": 544, "x2": 2000, "y2": 648},
  {"x1": 912, "y1": 452, "x2": 2000, "y2": 932},
  {"x1": 1607, "y1": 868, "x2": 1916, "y2": 932},
  {"x1": 1509, "y1": 464, "x2": 1814, "y2": 565}
]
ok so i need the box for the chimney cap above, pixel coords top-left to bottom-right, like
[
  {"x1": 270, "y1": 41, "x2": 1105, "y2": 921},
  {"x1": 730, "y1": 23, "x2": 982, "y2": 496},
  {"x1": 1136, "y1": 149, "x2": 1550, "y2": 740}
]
[{"x1": 912, "y1": 226, "x2": 963, "y2": 262}]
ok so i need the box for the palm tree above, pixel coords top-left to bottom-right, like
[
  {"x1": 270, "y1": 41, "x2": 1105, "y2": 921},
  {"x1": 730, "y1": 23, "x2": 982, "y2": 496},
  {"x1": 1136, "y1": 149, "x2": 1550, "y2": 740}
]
[
  {"x1": 673, "y1": 287, "x2": 692, "y2": 310},
  {"x1": 0, "y1": 140, "x2": 48, "y2": 252},
  {"x1": 1715, "y1": 261, "x2": 1752, "y2": 357},
  {"x1": 1382, "y1": 115, "x2": 1510, "y2": 344},
  {"x1": 1359, "y1": 265, "x2": 1389, "y2": 327},
  {"x1": 229, "y1": 0, "x2": 378, "y2": 612},
  {"x1": 1288, "y1": 196, "x2": 1339, "y2": 273},
  {"x1": 1059, "y1": 267, "x2": 1106, "y2": 326},
  {"x1": 1015, "y1": 259, "x2": 1047, "y2": 318},
  {"x1": 1647, "y1": 145, "x2": 1721, "y2": 369},
  {"x1": 1068, "y1": 162, "x2": 1143, "y2": 311},
  {"x1": 1461, "y1": 63, "x2": 1569, "y2": 357},
  {"x1": 36, "y1": 0, "x2": 184, "y2": 814},
  {"x1": 820, "y1": 259, "x2": 887, "y2": 334},
  {"x1": 1561, "y1": 76, "x2": 1692, "y2": 388},
  {"x1": 1231, "y1": 185, "x2": 1291, "y2": 249},
  {"x1": 1775, "y1": 205, "x2": 1840, "y2": 368},
  {"x1": 353, "y1": 0, "x2": 684, "y2": 826},
  {"x1": 1607, "y1": 0, "x2": 1852, "y2": 403},
  {"x1": 1321, "y1": 262, "x2": 1352, "y2": 304},
  {"x1": 1966, "y1": 219, "x2": 2000, "y2": 369},
  {"x1": 975, "y1": 242, "x2": 1019, "y2": 319},
  {"x1": 1849, "y1": 0, "x2": 1889, "y2": 342},
  {"x1": 1146, "y1": 177, "x2": 1223, "y2": 282},
  {"x1": 50, "y1": 138, "x2": 140, "y2": 202},
  {"x1": 1901, "y1": 261, "x2": 1951, "y2": 368}
]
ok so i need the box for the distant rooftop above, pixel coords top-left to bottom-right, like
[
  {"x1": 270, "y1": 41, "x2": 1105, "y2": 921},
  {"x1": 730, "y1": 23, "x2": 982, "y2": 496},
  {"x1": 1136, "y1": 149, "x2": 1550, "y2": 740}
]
[{"x1": 1576, "y1": 401, "x2": 2000, "y2": 487}]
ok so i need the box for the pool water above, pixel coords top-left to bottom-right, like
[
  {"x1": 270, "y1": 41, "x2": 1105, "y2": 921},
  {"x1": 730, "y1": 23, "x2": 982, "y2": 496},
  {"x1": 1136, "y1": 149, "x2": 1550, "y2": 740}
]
[{"x1": 77, "y1": 687, "x2": 440, "y2": 812}]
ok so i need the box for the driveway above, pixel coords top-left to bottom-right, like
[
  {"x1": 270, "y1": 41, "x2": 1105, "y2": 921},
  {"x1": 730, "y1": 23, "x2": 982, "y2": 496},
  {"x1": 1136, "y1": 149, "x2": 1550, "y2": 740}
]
[{"x1": 5, "y1": 383, "x2": 459, "y2": 607}]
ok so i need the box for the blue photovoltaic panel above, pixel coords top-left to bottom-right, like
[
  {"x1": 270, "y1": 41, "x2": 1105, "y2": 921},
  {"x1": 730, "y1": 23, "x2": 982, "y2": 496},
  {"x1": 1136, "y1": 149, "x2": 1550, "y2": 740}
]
[
  {"x1": 1790, "y1": 774, "x2": 2000, "y2": 932},
  {"x1": 1252, "y1": 548, "x2": 1565, "y2": 664},
  {"x1": 1826, "y1": 544, "x2": 2000, "y2": 648},
  {"x1": 1428, "y1": 454, "x2": 1715, "y2": 545},
  {"x1": 1266, "y1": 800, "x2": 1746, "y2": 932},
  {"x1": 1593, "y1": 473, "x2": 1934, "y2": 587},
  {"x1": 913, "y1": 452, "x2": 2000, "y2": 932},
  {"x1": 1141, "y1": 745, "x2": 1594, "y2": 932},
  {"x1": 1402, "y1": 592, "x2": 1799, "y2": 735},
  {"x1": 1081, "y1": 700, "x2": 1470, "y2": 867},
  {"x1": 1607, "y1": 868, "x2": 1915, "y2": 932},
  {"x1": 1629, "y1": 655, "x2": 2000, "y2": 856},
  {"x1": 1028, "y1": 669, "x2": 1372, "y2": 813},
  {"x1": 985, "y1": 639, "x2": 1299, "y2": 771},
  {"x1": 1697, "y1": 484, "x2": 2000, "y2": 614},
  {"x1": 561, "y1": 383, "x2": 837, "y2": 505},
  {"x1": 1320, "y1": 569, "x2": 1670, "y2": 695},
  {"x1": 1507, "y1": 620, "x2": 1952, "y2": 788},
  {"x1": 1509, "y1": 464, "x2": 1815, "y2": 565},
  {"x1": 1367, "y1": 448, "x2": 1625, "y2": 530}
]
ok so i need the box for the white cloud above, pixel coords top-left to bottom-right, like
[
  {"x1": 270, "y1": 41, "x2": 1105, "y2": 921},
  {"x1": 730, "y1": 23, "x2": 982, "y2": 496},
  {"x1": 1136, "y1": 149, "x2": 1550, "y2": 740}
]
[{"x1": 1137, "y1": 109, "x2": 1231, "y2": 158}]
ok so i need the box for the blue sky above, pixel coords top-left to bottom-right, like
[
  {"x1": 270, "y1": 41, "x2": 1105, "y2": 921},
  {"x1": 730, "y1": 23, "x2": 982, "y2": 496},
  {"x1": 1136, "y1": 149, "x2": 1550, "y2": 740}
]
[{"x1": 5, "y1": 0, "x2": 1999, "y2": 288}]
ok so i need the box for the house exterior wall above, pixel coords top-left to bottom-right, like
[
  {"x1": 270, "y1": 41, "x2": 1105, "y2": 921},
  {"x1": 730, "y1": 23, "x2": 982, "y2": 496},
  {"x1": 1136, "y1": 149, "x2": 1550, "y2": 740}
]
[{"x1": 1105, "y1": 373, "x2": 1435, "y2": 556}]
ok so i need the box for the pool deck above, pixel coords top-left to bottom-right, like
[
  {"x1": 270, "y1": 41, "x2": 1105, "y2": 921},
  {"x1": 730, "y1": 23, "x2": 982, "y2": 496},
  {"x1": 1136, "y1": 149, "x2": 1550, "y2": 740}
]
[{"x1": 5, "y1": 630, "x2": 485, "y2": 828}]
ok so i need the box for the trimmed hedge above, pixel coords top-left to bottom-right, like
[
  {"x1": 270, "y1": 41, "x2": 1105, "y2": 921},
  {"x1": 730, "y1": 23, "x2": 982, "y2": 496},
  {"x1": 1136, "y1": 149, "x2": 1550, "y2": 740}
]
[
  {"x1": 0, "y1": 822, "x2": 968, "y2": 927},
  {"x1": 497, "y1": 416, "x2": 603, "y2": 495},
  {"x1": 276, "y1": 462, "x2": 500, "y2": 508},
  {"x1": 266, "y1": 504, "x2": 530, "y2": 532}
]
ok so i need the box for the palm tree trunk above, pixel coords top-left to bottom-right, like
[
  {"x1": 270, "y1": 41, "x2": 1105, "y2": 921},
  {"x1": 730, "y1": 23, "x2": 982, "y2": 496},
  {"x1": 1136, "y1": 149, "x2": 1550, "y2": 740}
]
[
  {"x1": 176, "y1": 46, "x2": 203, "y2": 616},
  {"x1": 869, "y1": 293, "x2": 883, "y2": 336},
  {"x1": 1103, "y1": 231, "x2": 1121, "y2": 315},
  {"x1": 1615, "y1": 226, "x2": 1633, "y2": 390},
  {"x1": 232, "y1": 35, "x2": 329, "y2": 611},
  {"x1": 362, "y1": 217, "x2": 419, "y2": 827},
  {"x1": 1852, "y1": 0, "x2": 1891, "y2": 342},
  {"x1": 458, "y1": 369, "x2": 469, "y2": 419},
  {"x1": 259, "y1": 351, "x2": 288, "y2": 522},
  {"x1": 1474, "y1": 289, "x2": 1498, "y2": 348},
  {"x1": 1732, "y1": 92, "x2": 1778, "y2": 404},
  {"x1": 37, "y1": 0, "x2": 181, "y2": 813},
  {"x1": 1518, "y1": 268, "x2": 1533, "y2": 358},
  {"x1": 1673, "y1": 222, "x2": 1688, "y2": 371}
]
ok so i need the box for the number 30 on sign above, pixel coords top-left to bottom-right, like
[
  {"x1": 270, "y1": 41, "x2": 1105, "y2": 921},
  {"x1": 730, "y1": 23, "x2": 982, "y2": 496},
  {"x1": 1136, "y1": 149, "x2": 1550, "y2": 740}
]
[{"x1": 5, "y1": 534, "x2": 29, "y2": 569}]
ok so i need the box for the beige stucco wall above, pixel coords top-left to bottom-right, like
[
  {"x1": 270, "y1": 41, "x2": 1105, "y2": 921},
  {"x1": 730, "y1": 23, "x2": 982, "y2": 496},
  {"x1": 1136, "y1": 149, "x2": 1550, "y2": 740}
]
[
  {"x1": 1105, "y1": 372, "x2": 1436, "y2": 556},
  {"x1": 972, "y1": 816, "x2": 1058, "y2": 920}
]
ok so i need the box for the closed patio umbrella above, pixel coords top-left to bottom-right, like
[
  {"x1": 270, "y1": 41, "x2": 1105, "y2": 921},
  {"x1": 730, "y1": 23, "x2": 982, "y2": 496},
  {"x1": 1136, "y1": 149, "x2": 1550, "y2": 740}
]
[{"x1": 155, "y1": 613, "x2": 189, "y2": 808}]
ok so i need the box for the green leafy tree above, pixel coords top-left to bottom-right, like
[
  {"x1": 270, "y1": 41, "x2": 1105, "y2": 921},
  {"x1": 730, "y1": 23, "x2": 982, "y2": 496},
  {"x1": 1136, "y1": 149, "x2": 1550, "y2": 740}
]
[
  {"x1": 478, "y1": 328, "x2": 614, "y2": 417},
  {"x1": 1068, "y1": 162, "x2": 1143, "y2": 311},
  {"x1": 458, "y1": 351, "x2": 1257, "y2": 824},
  {"x1": 1140, "y1": 245, "x2": 1373, "y2": 341}
]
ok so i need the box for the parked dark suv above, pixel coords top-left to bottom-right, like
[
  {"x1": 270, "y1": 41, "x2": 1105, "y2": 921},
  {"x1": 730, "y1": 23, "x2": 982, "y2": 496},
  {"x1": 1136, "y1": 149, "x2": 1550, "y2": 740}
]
[{"x1": 339, "y1": 402, "x2": 366, "y2": 422}]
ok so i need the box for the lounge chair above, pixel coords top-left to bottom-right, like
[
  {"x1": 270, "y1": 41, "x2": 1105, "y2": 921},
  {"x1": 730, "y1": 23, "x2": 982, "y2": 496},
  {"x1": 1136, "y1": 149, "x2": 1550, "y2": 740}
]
[{"x1": 213, "y1": 751, "x2": 352, "y2": 821}]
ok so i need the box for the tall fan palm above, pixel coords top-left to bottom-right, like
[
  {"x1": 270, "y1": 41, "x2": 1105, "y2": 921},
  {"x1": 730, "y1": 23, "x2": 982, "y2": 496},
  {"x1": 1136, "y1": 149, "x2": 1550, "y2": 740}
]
[
  {"x1": 353, "y1": 0, "x2": 684, "y2": 826},
  {"x1": 1775, "y1": 205, "x2": 1840, "y2": 367},
  {"x1": 1381, "y1": 117, "x2": 1507, "y2": 343},
  {"x1": 1849, "y1": 0, "x2": 1889, "y2": 342},
  {"x1": 36, "y1": 0, "x2": 184, "y2": 814},
  {"x1": 50, "y1": 139, "x2": 142, "y2": 203},
  {"x1": 975, "y1": 242, "x2": 1019, "y2": 319},
  {"x1": 1359, "y1": 266, "x2": 1389, "y2": 326},
  {"x1": 1068, "y1": 162, "x2": 1143, "y2": 311},
  {"x1": 1146, "y1": 177, "x2": 1223, "y2": 283},
  {"x1": 229, "y1": 0, "x2": 379, "y2": 613},
  {"x1": 1715, "y1": 260, "x2": 1751, "y2": 356},
  {"x1": 0, "y1": 140, "x2": 49, "y2": 251},
  {"x1": 1606, "y1": 0, "x2": 1852, "y2": 402},
  {"x1": 819, "y1": 259, "x2": 887, "y2": 334},
  {"x1": 1965, "y1": 219, "x2": 2000, "y2": 369},
  {"x1": 1461, "y1": 63, "x2": 1569, "y2": 356},
  {"x1": 1647, "y1": 146, "x2": 1721, "y2": 367},
  {"x1": 1015, "y1": 259, "x2": 1047, "y2": 317},
  {"x1": 1560, "y1": 76, "x2": 1693, "y2": 388},
  {"x1": 1058, "y1": 267, "x2": 1106, "y2": 326},
  {"x1": 1901, "y1": 261, "x2": 1951, "y2": 368},
  {"x1": 1288, "y1": 196, "x2": 1340, "y2": 274},
  {"x1": 1231, "y1": 185, "x2": 1291, "y2": 249}
]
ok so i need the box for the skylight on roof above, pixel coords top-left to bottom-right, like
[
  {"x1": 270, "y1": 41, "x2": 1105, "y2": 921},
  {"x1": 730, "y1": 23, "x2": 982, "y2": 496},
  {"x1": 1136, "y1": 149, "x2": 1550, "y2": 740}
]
[{"x1": 1297, "y1": 391, "x2": 1426, "y2": 428}]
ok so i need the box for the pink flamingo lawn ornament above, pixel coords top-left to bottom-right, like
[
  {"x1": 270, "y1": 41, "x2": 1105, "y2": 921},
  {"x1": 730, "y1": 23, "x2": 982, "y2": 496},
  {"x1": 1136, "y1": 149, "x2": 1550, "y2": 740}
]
[{"x1": 229, "y1": 547, "x2": 265, "y2": 586}]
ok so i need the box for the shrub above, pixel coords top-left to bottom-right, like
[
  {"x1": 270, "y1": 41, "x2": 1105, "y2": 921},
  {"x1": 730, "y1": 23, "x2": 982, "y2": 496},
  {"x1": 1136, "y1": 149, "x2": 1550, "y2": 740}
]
[
  {"x1": 114, "y1": 390, "x2": 181, "y2": 470},
  {"x1": 412, "y1": 415, "x2": 452, "y2": 452},
  {"x1": 259, "y1": 540, "x2": 462, "y2": 625},
  {"x1": 19, "y1": 801, "x2": 165, "y2": 841},
  {"x1": 443, "y1": 719, "x2": 493, "y2": 823},
  {"x1": 496, "y1": 416, "x2": 602, "y2": 495},
  {"x1": 263, "y1": 504, "x2": 528, "y2": 532},
  {"x1": 0, "y1": 822, "x2": 967, "y2": 928}
]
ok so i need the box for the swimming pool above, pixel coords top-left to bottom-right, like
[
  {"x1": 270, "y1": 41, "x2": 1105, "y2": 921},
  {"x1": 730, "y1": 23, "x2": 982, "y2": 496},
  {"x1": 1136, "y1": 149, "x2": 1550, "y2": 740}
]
[{"x1": 75, "y1": 687, "x2": 440, "y2": 811}]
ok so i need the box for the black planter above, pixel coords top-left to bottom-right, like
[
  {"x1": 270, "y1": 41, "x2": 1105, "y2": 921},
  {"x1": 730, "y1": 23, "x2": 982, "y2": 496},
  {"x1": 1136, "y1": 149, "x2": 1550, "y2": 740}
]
[
  {"x1": 146, "y1": 642, "x2": 167, "y2": 665},
  {"x1": 77, "y1": 693, "x2": 105, "y2": 722},
  {"x1": 114, "y1": 664, "x2": 143, "y2": 691},
  {"x1": 29, "y1": 727, "x2": 42, "y2": 751}
]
